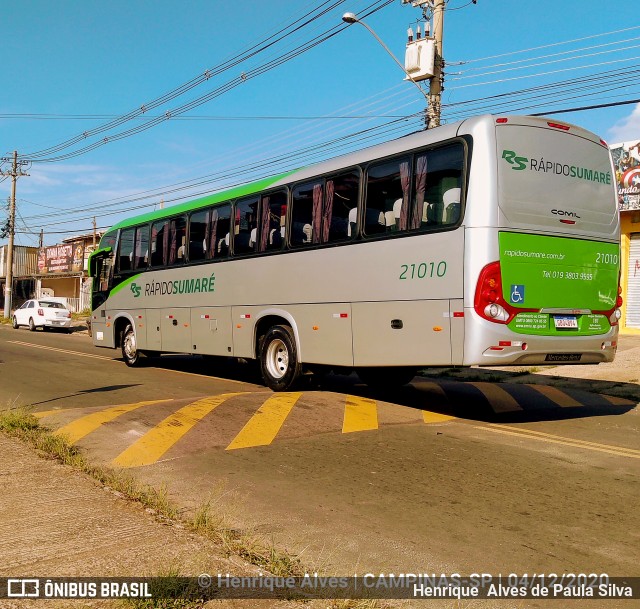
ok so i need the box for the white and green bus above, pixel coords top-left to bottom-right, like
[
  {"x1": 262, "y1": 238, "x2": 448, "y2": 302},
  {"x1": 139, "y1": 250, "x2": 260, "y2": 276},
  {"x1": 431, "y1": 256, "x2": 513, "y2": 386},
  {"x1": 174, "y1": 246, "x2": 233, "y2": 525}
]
[{"x1": 89, "y1": 114, "x2": 622, "y2": 391}]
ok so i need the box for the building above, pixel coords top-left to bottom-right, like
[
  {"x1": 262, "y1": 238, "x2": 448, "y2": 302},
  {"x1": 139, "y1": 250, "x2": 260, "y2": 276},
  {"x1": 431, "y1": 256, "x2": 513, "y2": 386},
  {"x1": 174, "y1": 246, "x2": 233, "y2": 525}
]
[
  {"x1": 611, "y1": 140, "x2": 640, "y2": 335},
  {"x1": 0, "y1": 245, "x2": 39, "y2": 310},
  {"x1": 35, "y1": 232, "x2": 102, "y2": 312}
]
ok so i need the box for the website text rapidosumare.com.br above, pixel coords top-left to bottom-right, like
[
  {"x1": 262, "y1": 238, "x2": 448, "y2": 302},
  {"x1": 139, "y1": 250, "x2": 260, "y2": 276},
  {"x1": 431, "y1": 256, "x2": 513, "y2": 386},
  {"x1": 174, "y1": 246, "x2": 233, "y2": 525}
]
[{"x1": 503, "y1": 250, "x2": 566, "y2": 261}]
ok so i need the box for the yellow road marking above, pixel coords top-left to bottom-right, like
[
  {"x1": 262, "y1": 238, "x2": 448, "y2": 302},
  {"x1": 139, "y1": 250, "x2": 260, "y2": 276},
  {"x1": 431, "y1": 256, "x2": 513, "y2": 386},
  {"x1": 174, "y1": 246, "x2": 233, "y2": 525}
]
[
  {"x1": 226, "y1": 392, "x2": 302, "y2": 450},
  {"x1": 479, "y1": 423, "x2": 640, "y2": 459},
  {"x1": 343, "y1": 395, "x2": 378, "y2": 433},
  {"x1": 34, "y1": 409, "x2": 70, "y2": 419},
  {"x1": 415, "y1": 382, "x2": 455, "y2": 423},
  {"x1": 112, "y1": 393, "x2": 244, "y2": 468},
  {"x1": 526, "y1": 384, "x2": 582, "y2": 407},
  {"x1": 467, "y1": 382, "x2": 522, "y2": 412},
  {"x1": 7, "y1": 340, "x2": 114, "y2": 361},
  {"x1": 54, "y1": 400, "x2": 172, "y2": 445},
  {"x1": 600, "y1": 394, "x2": 637, "y2": 406},
  {"x1": 422, "y1": 411, "x2": 456, "y2": 423}
]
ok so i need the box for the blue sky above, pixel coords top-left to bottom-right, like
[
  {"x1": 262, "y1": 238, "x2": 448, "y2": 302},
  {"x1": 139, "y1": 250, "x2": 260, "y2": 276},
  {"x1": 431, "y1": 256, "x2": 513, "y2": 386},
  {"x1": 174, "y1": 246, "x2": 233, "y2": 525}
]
[{"x1": 1, "y1": 0, "x2": 639, "y2": 247}]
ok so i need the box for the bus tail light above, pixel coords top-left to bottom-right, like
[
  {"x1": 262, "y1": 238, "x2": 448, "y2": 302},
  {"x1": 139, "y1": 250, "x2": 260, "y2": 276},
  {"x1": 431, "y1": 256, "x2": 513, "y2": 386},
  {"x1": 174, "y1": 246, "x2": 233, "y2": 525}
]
[
  {"x1": 547, "y1": 121, "x2": 570, "y2": 131},
  {"x1": 608, "y1": 283, "x2": 623, "y2": 326},
  {"x1": 474, "y1": 261, "x2": 518, "y2": 324}
]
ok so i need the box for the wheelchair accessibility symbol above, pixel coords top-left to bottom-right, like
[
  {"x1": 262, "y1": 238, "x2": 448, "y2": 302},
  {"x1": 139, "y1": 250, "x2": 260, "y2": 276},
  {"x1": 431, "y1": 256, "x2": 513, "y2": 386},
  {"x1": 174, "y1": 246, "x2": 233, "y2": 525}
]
[{"x1": 510, "y1": 284, "x2": 525, "y2": 304}]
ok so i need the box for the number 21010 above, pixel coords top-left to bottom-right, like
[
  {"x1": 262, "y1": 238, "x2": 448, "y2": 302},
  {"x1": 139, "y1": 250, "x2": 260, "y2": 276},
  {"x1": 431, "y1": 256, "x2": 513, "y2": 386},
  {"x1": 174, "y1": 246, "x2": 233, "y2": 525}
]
[{"x1": 399, "y1": 261, "x2": 447, "y2": 280}]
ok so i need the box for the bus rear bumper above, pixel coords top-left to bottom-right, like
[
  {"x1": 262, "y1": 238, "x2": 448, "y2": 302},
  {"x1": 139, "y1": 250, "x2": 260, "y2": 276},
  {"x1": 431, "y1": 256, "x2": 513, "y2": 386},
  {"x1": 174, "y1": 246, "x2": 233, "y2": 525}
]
[{"x1": 466, "y1": 319, "x2": 619, "y2": 366}]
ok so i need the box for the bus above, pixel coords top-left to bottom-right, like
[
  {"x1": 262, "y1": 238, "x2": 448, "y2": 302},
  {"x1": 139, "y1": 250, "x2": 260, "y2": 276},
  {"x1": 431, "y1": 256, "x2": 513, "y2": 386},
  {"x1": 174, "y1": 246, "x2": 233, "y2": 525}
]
[{"x1": 88, "y1": 114, "x2": 622, "y2": 391}]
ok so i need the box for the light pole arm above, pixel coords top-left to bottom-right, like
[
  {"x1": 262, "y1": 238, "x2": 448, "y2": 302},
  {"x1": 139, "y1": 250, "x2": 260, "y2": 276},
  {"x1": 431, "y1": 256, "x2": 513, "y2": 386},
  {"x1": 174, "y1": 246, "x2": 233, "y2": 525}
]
[{"x1": 342, "y1": 13, "x2": 429, "y2": 127}]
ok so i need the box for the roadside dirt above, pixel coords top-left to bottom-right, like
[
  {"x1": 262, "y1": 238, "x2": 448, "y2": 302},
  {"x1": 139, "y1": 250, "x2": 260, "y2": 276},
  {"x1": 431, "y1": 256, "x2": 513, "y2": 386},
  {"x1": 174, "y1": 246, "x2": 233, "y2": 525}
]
[{"x1": 0, "y1": 433, "x2": 320, "y2": 609}]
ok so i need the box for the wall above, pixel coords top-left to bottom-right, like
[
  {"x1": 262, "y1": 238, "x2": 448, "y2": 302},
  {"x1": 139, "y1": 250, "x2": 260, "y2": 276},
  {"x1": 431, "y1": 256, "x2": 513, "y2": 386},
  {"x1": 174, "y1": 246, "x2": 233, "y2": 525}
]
[{"x1": 619, "y1": 210, "x2": 640, "y2": 335}]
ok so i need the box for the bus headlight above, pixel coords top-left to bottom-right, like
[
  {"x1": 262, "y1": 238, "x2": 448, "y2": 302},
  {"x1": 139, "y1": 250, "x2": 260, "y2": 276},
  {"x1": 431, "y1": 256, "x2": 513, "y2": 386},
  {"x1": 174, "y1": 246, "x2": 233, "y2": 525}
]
[{"x1": 609, "y1": 309, "x2": 621, "y2": 323}]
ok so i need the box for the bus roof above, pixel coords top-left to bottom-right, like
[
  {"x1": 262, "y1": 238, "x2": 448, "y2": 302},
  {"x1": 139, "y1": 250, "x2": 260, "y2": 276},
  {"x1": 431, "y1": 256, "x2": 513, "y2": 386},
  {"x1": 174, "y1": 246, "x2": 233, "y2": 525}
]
[{"x1": 104, "y1": 113, "x2": 605, "y2": 235}]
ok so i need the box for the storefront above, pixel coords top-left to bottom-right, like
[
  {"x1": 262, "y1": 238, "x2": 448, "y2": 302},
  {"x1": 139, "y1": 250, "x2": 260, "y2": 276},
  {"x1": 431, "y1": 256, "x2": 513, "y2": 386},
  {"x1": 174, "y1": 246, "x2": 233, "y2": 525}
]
[
  {"x1": 35, "y1": 234, "x2": 100, "y2": 313},
  {"x1": 611, "y1": 140, "x2": 640, "y2": 335}
]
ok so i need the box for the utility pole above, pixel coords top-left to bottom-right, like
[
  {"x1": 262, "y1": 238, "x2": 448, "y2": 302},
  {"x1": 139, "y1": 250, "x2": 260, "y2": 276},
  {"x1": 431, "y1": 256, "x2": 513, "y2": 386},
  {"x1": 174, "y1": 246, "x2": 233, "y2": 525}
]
[
  {"x1": 427, "y1": 0, "x2": 445, "y2": 129},
  {"x1": 92, "y1": 217, "x2": 97, "y2": 248},
  {"x1": 1, "y1": 151, "x2": 29, "y2": 318}
]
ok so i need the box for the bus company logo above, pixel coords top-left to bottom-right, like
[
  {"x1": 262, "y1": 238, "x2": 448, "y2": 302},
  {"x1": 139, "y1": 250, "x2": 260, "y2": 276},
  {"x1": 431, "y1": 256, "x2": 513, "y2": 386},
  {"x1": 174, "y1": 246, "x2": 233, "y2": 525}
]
[
  {"x1": 130, "y1": 283, "x2": 142, "y2": 298},
  {"x1": 502, "y1": 150, "x2": 528, "y2": 171},
  {"x1": 502, "y1": 149, "x2": 612, "y2": 185}
]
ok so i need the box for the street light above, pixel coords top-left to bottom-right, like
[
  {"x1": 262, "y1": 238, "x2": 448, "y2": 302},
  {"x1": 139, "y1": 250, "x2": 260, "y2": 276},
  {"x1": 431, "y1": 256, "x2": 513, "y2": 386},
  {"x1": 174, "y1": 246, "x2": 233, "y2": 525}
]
[{"x1": 341, "y1": 12, "x2": 429, "y2": 128}]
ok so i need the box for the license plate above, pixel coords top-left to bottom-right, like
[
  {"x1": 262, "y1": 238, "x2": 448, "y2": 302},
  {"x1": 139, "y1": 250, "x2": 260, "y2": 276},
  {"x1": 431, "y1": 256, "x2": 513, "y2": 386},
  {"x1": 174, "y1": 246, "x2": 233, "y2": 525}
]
[{"x1": 553, "y1": 315, "x2": 578, "y2": 329}]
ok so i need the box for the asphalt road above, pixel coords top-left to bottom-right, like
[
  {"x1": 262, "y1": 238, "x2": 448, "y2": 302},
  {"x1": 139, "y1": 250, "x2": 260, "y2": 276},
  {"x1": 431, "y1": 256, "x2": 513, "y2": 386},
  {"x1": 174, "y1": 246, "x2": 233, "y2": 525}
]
[{"x1": 1, "y1": 323, "x2": 638, "y2": 587}]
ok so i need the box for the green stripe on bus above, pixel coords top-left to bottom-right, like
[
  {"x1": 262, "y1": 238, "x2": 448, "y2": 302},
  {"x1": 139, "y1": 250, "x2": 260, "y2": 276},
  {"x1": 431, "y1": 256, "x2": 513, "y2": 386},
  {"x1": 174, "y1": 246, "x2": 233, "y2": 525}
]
[{"x1": 107, "y1": 170, "x2": 298, "y2": 233}]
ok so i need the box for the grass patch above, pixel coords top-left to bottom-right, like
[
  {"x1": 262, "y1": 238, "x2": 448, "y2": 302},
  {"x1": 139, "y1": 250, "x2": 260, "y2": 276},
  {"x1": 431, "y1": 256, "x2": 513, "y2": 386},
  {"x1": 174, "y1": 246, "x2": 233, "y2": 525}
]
[
  {"x1": 0, "y1": 315, "x2": 12, "y2": 325},
  {"x1": 0, "y1": 405, "x2": 308, "y2": 580},
  {"x1": 71, "y1": 308, "x2": 91, "y2": 320}
]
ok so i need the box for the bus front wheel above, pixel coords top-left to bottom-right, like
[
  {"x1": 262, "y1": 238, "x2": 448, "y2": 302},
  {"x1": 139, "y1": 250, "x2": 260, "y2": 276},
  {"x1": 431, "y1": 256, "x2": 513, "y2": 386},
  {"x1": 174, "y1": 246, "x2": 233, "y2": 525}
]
[
  {"x1": 121, "y1": 323, "x2": 142, "y2": 367},
  {"x1": 259, "y1": 325, "x2": 301, "y2": 391},
  {"x1": 357, "y1": 367, "x2": 417, "y2": 390}
]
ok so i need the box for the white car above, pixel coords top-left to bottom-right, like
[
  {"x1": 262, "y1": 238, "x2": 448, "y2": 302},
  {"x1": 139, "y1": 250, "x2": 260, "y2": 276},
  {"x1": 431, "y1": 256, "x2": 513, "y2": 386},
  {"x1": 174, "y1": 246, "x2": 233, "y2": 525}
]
[{"x1": 12, "y1": 299, "x2": 72, "y2": 332}]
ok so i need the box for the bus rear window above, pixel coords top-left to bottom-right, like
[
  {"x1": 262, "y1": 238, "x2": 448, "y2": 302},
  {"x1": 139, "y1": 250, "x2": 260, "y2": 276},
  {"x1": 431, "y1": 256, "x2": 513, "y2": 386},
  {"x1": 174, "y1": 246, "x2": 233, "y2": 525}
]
[{"x1": 496, "y1": 125, "x2": 618, "y2": 238}]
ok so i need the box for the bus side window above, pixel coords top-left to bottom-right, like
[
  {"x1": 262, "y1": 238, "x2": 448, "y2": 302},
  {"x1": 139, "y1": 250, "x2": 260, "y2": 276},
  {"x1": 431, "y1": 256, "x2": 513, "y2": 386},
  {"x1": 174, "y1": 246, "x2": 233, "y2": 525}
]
[
  {"x1": 326, "y1": 171, "x2": 359, "y2": 243},
  {"x1": 133, "y1": 225, "x2": 149, "y2": 269},
  {"x1": 202, "y1": 203, "x2": 231, "y2": 260},
  {"x1": 118, "y1": 228, "x2": 135, "y2": 272},
  {"x1": 189, "y1": 209, "x2": 208, "y2": 262},
  {"x1": 258, "y1": 191, "x2": 287, "y2": 252},
  {"x1": 168, "y1": 216, "x2": 187, "y2": 265},
  {"x1": 150, "y1": 220, "x2": 169, "y2": 267},
  {"x1": 291, "y1": 180, "x2": 322, "y2": 247},
  {"x1": 365, "y1": 157, "x2": 411, "y2": 235},
  {"x1": 233, "y1": 197, "x2": 259, "y2": 255},
  {"x1": 419, "y1": 144, "x2": 464, "y2": 228}
]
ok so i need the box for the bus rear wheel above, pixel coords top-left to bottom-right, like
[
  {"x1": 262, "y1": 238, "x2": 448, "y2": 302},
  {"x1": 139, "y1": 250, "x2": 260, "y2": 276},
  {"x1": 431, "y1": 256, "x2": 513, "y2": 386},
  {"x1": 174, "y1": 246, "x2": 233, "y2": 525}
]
[
  {"x1": 121, "y1": 323, "x2": 142, "y2": 367},
  {"x1": 357, "y1": 367, "x2": 417, "y2": 390},
  {"x1": 259, "y1": 325, "x2": 301, "y2": 391}
]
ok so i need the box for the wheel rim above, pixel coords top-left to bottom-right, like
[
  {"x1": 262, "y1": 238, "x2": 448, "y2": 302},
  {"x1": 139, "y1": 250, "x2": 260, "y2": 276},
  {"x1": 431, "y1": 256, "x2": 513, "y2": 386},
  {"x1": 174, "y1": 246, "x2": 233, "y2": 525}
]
[
  {"x1": 265, "y1": 338, "x2": 289, "y2": 379},
  {"x1": 123, "y1": 330, "x2": 137, "y2": 361}
]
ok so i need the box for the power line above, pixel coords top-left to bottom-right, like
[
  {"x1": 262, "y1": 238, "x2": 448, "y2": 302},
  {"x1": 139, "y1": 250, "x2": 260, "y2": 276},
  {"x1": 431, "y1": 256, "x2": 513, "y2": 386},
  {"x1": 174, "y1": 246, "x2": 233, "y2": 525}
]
[
  {"x1": 451, "y1": 25, "x2": 640, "y2": 64},
  {"x1": 19, "y1": 0, "x2": 395, "y2": 164},
  {"x1": 530, "y1": 97, "x2": 640, "y2": 117},
  {"x1": 19, "y1": 0, "x2": 348, "y2": 160}
]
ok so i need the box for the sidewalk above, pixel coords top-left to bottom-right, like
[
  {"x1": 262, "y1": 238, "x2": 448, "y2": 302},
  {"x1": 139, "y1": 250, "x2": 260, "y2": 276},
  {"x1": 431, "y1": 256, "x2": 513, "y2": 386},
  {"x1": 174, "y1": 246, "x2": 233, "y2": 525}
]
[{"x1": 0, "y1": 433, "x2": 305, "y2": 609}]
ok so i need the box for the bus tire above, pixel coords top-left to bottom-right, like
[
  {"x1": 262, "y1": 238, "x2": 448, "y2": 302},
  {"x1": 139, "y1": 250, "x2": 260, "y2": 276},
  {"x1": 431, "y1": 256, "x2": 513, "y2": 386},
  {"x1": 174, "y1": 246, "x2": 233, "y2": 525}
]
[
  {"x1": 259, "y1": 325, "x2": 301, "y2": 391},
  {"x1": 121, "y1": 323, "x2": 142, "y2": 367},
  {"x1": 357, "y1": 367, "x2": 416, "y2": 390}
]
